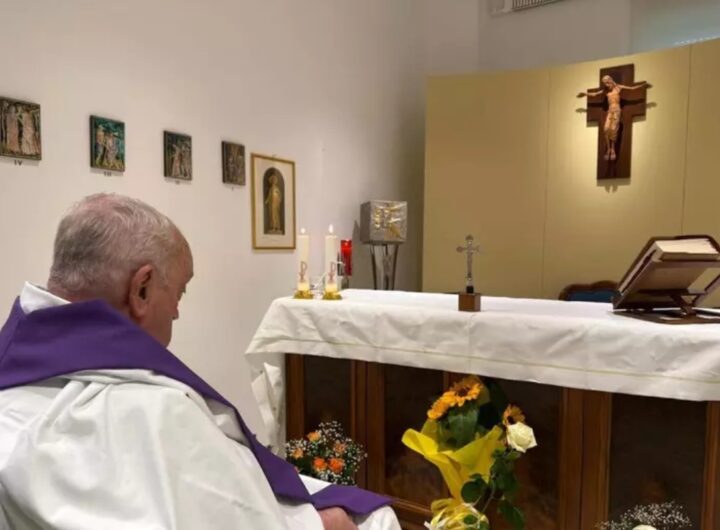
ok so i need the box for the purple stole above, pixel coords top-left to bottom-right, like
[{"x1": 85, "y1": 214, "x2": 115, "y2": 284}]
[{"x1": 0, "y1": 298, "x2": 389, "y2": 516}]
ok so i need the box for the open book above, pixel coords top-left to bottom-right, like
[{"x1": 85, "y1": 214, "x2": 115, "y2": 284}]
[{"x1": 614, "y1": 235, "x2": 720, "y2": 313}]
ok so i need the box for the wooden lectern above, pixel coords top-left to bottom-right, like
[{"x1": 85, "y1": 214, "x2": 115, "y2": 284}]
[{"x1": 613, "y1": 235, "x2": 720, "y2": 324}]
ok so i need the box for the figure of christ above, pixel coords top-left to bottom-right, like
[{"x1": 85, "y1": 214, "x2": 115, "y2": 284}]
[
  {"x1": 19, "y1": 107, "x2": 39, "y2": 156},
  {"x1": 104, "y1": 132, "x2": 119, "y2": 169},
  {"x1": 180, "y1": 144, "x2": 191, "y2": 178},
  {"x1": 169, "y1": 143, "x2": 182, "y2": 177},
  {"x1": 577, "y1": 75, "x2": 650, "y2": 162},
  {"x1": 0, "y1": 193, "x2": 399, "y2": 530},
  {"x1": 4, "y1": 104, "x2": 21, "y2": 154},
  {"x1": 94, "y1": 126, "x2": 107, "y2": 166},
  {"x1": 265, "y1": 173, "x2": 283, "y2": 234}
]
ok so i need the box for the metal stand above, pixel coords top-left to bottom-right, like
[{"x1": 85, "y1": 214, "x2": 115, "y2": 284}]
[{"x1": 369, "y1": 244, "x2": 400, "y2": 290}]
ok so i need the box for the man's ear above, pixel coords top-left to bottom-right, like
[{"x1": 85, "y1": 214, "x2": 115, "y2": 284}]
[{"x1": 128, "y1": 264, "x2": 154, "y2": 321}]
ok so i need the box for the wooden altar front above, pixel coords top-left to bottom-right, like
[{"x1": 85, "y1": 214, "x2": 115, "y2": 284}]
[{"x1": 286, "y1": 355, "x2": 720, "y2": 530}]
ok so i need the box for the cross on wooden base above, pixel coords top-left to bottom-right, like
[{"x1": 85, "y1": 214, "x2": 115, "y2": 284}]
[
  {"x1": 456, "y1": 235, "x2": 481, "y2": 294},
  {"x1": 578, "y1": 64, "x2": 650, "y2": 180}
]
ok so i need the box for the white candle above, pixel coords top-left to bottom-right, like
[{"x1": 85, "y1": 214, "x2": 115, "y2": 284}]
[
  {"x1": 297, "y1": 228, "x2": 310, "y2": 291},
  {"x1": 324, "y1": 224, "x2": 338, "y2": 290}
]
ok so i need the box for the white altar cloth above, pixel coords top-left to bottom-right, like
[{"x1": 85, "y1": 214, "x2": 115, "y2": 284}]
[{"x1": 246, "y1": 289, "x2": 720, "y2": 402}]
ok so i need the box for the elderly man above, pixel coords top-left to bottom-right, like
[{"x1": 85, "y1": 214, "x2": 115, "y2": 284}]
[{"x1": 0, "y1": 194, "x2": 400, "y2": 530}]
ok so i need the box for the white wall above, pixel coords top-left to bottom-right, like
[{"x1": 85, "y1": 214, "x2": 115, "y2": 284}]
[
  {"x1": 0, "y1": 0, "x2": 426, "y2": 438},
  {"x1": 478, "y1": 0, "x2": 632, "y2": 71},
  {"x1": 631, "y1": 0, "x2": 720, "y2": 52},
  {"x1": 424, "y1": 0, "x2": 482, "y2": 74},
  {"x1": 472, "y1": 0, "x2": 720, "y2": 72}
]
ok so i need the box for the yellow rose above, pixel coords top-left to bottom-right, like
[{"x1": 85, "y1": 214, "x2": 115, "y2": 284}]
[{"x1": 506, "y1": 422, "x2": 537, "y2": 453}]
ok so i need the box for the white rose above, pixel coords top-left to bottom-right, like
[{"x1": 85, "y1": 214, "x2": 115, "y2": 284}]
[
  {"x1": 506, "y1": 422, "x2": 537, "y2": 453},
  {"x1": 632, "y1": 526, "x2": 657, "y2": 530}
]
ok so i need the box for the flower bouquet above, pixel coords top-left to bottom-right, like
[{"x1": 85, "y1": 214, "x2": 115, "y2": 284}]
[
  {"x1": 402, "y1": 375, "x2": 537, "y2": 530},
  {"x1": 596, "y1": 501, "x2": 692, "y2": 530},
  {"x1": 285, "y1": 421, "x2": 366, "y2": 485}
]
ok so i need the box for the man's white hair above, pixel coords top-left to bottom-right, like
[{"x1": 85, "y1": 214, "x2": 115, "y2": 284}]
[{"x1": 48, "y1": 193, "x2": 187, "y2": 303}]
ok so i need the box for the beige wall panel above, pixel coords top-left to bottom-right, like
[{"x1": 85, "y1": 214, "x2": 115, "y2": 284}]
[
  {"x1": 683, "y1": 39, "x2": 720, "y2": 235},
  {"x1": 423, "y1": 71, "x2": 550, "y2": 296},
  {"x1": 542, "y1": 47, "x2": 690, "y2": 299},
  {"x1": 682, "y1": 39, "x2": 720, "y2": 305}
]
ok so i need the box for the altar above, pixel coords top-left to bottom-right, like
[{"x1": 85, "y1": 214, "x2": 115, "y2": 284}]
[{"x1": 246, "y1": 290, "x2": 720, "y2": 530}]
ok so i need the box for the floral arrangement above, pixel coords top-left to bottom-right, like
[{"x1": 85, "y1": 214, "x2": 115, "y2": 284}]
[
  {"x1": 402, "y1": 375, "x2": 537, "y2": 530},
  {"x1": 596, "y1": 502, "x2": 692, "y2": 530},
  {"x1": 285, "y1": 421, "x2": 366, "y2": 485}
]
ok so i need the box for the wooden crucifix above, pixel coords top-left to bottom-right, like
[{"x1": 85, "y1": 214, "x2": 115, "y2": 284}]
[{"x1": 577, "y1": 64, "x2": 651, "y2": 180}]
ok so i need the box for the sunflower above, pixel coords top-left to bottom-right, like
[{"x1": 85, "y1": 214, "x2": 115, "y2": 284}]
[
  {"x1": 448, "y1": 375, "x2": 483, "y2": 407},
  {"x1": 439, "y1": 391, "x2": 456, "y2": 406},
  {"x1": 427, "y1": 397, "x2": 451, "y2": 420},
  {"x1": 503, "y1": 404, "x2": 526, "y2": 426}
]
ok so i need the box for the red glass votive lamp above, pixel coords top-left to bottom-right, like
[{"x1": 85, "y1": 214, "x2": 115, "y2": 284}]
[{"x1": 340, "y1": 239, "x2": 352, "y2": 276}]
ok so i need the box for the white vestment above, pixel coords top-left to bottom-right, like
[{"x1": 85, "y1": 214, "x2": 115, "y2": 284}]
[{"x1": 0, "y1": 284, "x2": 400, "y2": 530}]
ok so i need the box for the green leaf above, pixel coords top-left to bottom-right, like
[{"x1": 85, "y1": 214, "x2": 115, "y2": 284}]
[
  {"x1": 463, "y1": 514, "x2": 478, "y2": 525},
  {"x1": 478, "y1": 521, "x2": 490, "y2": 530},
  {"x1": 498, "y1": 500, "x2": 525, "y2": 530},
  {"x1": 448, "y1": 405, "x2": 479, "y2": 447},
  {"x1": 496, "y1": 470, "x2": 519, "y2": 499},
  {"x1": 461, "y1": 476, "x2": 488, "y2": 504}
]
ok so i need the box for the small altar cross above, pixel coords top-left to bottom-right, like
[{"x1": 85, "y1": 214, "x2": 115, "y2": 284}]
[
  {"x1": 579, "y1": 64, "x2": 649, "y2": 180},
  {"x1": 456, "y1": 235, "x2": 481, "y2": 294}
]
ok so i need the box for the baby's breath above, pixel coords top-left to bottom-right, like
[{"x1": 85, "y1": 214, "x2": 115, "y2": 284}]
[
  {"x1": 284, "y1": 421, "x2": 366, "y2": 485},
  {"x1": 596, "y1": 502, "x2": 692, "y2": 530}
]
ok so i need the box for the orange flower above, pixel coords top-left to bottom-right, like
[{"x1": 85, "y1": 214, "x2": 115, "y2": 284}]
[
  {"x1": 329, "y1": 458, "x2": 345, "y2": 474},
  {"x1": 307, "y1": 431, "x2": 321, "y2": 442},
  {"x1": 440, "y1": 391, "x2": 456, "y2": 406},
  {"x1": 449, "y1": 376, "x2": 483, "y2": 406},
  {"x1": 503, "y1": 404, "x2": 526, "y2": 427},
  {"x1": 313, "y1": 457, "x2": 327, "y2": 471},
  {"x1": 291, "y1": 447, "x2": 304, "y2": 459},
  {"x1": 333, "y1": 442, "x2": 347, "y2": 455}
]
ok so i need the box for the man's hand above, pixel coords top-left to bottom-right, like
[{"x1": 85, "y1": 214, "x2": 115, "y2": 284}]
[{"x1": 318, "y1": 507, "x2": 359, "y2": 530}]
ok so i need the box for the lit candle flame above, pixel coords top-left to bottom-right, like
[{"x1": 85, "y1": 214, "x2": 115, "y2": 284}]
[
  {"x1": 328, "y1": 224, "x2": 334, "y2": 234},
  {"x1": 300, "y1": 228, "x2": 306, "y2": 235}
]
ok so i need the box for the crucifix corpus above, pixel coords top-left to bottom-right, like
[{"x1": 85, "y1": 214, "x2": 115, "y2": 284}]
[
  {"x1": 456, "y1": 234, "x2": 482, "y2": 312},
  {"x1": 576, "y1": 64, "x2": 651, "y2": 180}
]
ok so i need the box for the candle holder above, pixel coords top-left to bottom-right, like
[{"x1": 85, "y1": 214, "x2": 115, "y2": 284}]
[
  {"x1": 293, "y1": 261, "x2": 313, "y2": 300},
  {"x1": 322, "y1": 290, "x2": 342, "y2": 301},
  {"x1": 322, "y1": 262, "x2": 343, "y2": 301}
]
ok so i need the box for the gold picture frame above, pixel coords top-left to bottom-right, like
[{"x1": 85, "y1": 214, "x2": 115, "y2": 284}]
[{"x1": 251, "y1": 153, "x2": 296, "y2": 250}]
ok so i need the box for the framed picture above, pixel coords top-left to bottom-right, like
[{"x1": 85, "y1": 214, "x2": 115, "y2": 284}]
[
  {"x1": 251, "y1": 153, "x2": 296, "y2": 249},
  {"x1": 164, "y1": 131, "x2": 192, "y2": 180},
  {"x1": 0, "y1": 97, "x2": 41, "y2": 160},
  {"x1": 90, "y1": 116, "x2": 125, "y2": 171},
  {"x1": 222, "y1": 141, "x2": 245, "y2": 185}
]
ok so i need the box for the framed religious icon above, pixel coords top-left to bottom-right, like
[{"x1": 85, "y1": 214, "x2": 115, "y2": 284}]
[
  {"x1": 163, "y1": 131, "x2": 192, "y2": 180},
  {"x1": 0, "y1": 96, "x2": 41, "y2": 160},
  {"x1": 251, "y1": 153, "x2": 296, "y2": 249},
  {"x1": 90, "y1": 116, "x2": 125, "y2": 172},
  {"x1": 222, "y1": 141, "x2": 245, "y2": 185}
]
